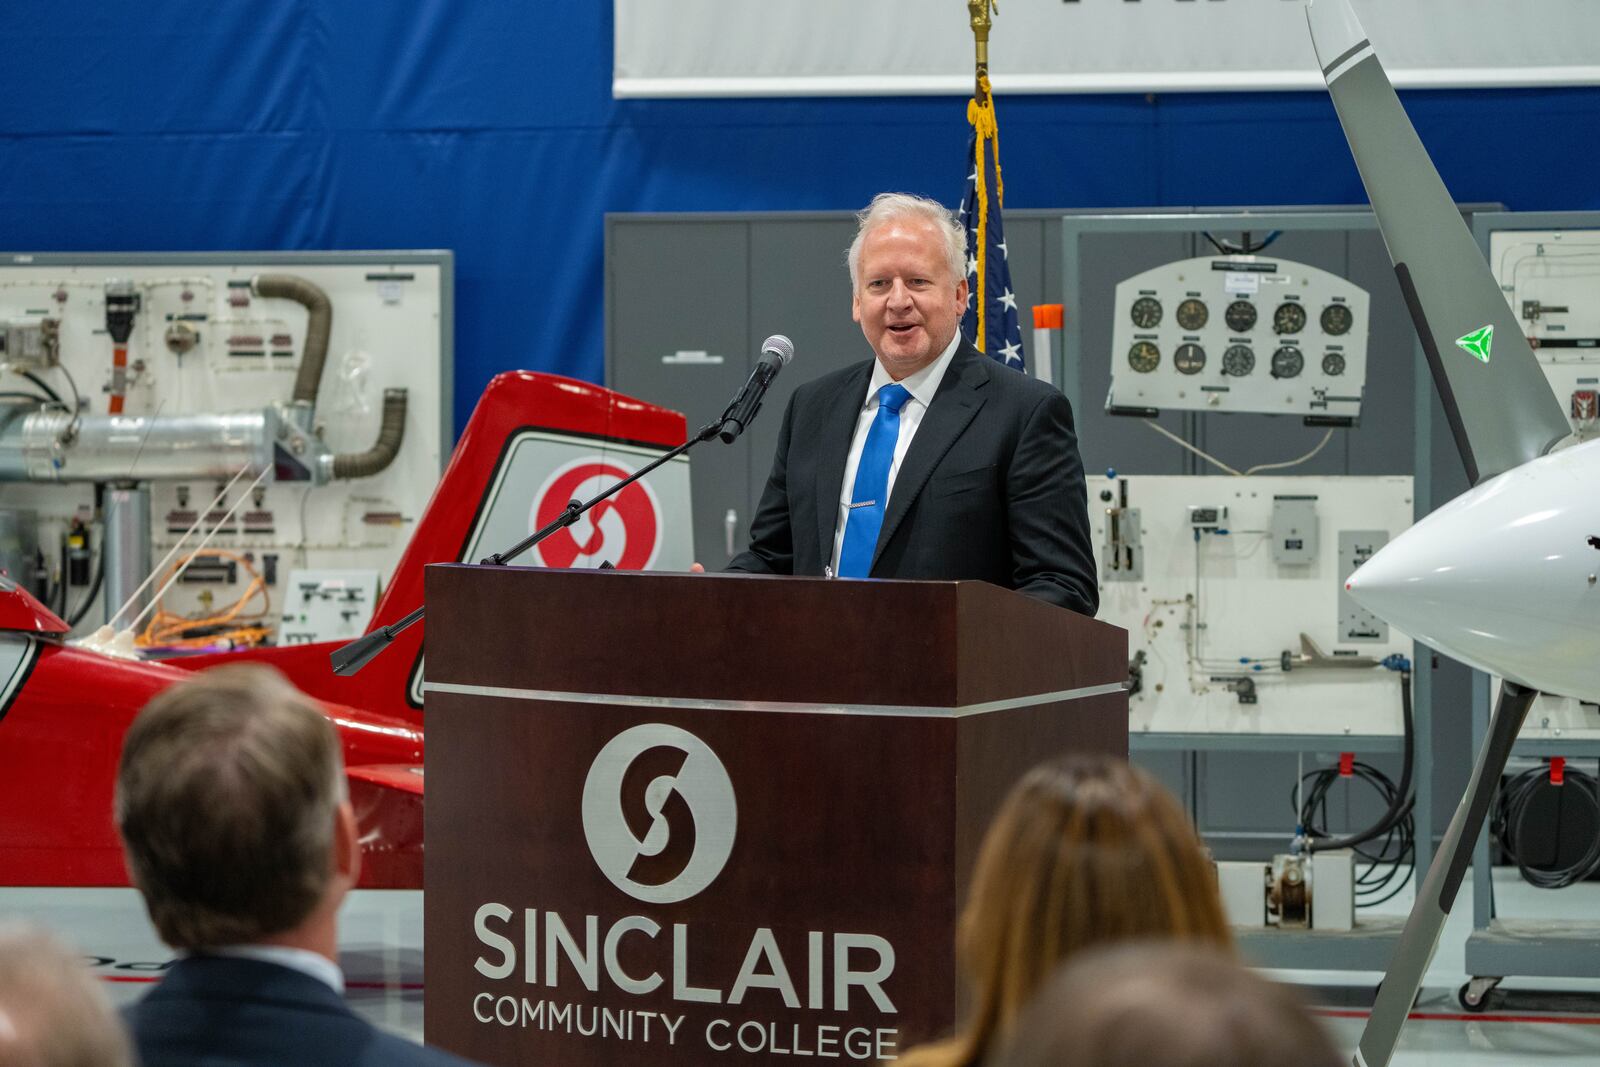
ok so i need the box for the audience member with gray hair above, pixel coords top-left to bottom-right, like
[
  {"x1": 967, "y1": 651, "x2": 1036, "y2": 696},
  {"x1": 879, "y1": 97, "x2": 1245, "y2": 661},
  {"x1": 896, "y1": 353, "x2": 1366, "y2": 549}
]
[
  {"x1": 116, "y1": 664, "x2": 479, "y2": 1067},
  {"x1": 0, "y1": 921, "x2": 132, "y2": 1067},
  {"x1": 993, "y1": 942, "x2": 1345, "y2": 1067}
]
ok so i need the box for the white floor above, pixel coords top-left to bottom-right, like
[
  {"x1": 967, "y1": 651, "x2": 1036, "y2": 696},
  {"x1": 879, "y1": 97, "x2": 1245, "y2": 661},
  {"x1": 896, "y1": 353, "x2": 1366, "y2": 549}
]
[{"x1": 6, "y1": 870, "x2": 1600, "y2": 1064}]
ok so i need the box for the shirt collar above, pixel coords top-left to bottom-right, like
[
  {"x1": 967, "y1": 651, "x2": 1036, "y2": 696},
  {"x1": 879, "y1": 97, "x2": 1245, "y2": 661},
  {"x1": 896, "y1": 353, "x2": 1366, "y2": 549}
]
[
  {"x1": 199, "y1": 944, "x2": 345, "y2": 994},
  {"x1": 866, "y1": 330, "x2": 962, "y2": 410}
]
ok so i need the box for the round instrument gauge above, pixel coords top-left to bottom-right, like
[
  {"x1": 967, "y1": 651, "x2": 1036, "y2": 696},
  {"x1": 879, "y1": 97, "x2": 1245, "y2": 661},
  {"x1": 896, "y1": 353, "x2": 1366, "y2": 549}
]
[
  {"x1": 1176, "y1": 298, "x2": 1209, "y2": 331},
  {"x1": 1224, "y1": 300, "x2": 1257, "y2": 333},
  {"x1": 1273, "y1": 302, "x2": 1307, "y2": 335},
  {"x1": 1321, "y1": 352, "x2": 1346, "y2": 376},
  {"x1": 1128, "y1": 341, "x2": 1161, "y2": 373},
  {"x1": 1320, "y1": 303, "x2": 1353, "y2": 335},
  {"x1": 1130, "y1": 297, "x2": 1163, "y2": 330},
  {"x1": 1174, "y1": 343, "x2": 1207, "y2": 375},
  {"x1": 1222, "y1": 344, "x2": 1255, "y2": 377},
  {"x1": 1271, "y1": 346, "x2": 1305, "y2": 379}
]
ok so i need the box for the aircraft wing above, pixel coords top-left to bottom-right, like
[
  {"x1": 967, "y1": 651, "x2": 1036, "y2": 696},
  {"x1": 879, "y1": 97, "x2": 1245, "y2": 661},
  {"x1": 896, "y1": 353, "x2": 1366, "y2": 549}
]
[
  {"x1": 1306, "y1": 0, "x2": 1569, "y2": 484},
  {"x1": 347, "y1": 763, "x2": 424, "y2": 795}
]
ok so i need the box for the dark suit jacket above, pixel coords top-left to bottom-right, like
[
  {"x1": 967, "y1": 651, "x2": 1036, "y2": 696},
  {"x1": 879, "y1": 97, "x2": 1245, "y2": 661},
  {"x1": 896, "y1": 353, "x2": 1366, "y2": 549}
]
[
  {"x1": 125, "y1": 955, "x2": 479, "y2": 1067},
  {"x1": 727, "y1": 341, "x2": 1098, "y2": 616}
]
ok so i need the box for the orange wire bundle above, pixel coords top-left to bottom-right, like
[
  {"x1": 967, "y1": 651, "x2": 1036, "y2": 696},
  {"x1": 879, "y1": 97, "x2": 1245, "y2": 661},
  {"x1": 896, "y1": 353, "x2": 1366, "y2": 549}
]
[{"x1": 136, "y1": 549, "x2": 274, "y2": 650}]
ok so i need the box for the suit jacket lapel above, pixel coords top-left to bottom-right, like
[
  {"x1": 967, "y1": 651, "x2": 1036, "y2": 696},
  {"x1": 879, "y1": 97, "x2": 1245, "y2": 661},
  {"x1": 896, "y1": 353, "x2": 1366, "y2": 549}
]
[
  {"x1": 872, "y1": 343, "x2": 989, "y2": 570},
  {"x1": 813, "y1": 362, "x2": 873, "y2": 566}
]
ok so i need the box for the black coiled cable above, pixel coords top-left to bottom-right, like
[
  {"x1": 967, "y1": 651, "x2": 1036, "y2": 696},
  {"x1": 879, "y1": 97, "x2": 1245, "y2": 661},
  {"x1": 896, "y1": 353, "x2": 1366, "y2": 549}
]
[
  {"x1": 1290, "y1": 667, "x2": 1416, "y2": 908},
  {"x1": 1293, "y1": 758, "x2": 1416, "y2": 907},
  {"x1": 1491, "y1": 762, "x2": 1600, "y2": 890}
]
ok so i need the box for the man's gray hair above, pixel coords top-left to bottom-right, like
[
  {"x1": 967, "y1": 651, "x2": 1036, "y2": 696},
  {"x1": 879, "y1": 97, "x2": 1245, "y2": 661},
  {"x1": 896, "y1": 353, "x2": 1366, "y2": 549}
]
[
  {"x1": 0, "y1": 922, "x2": 135, "y2": 1067},
  {"x1": 846, "y1": 192, "x2": 967, "y2": 291}
]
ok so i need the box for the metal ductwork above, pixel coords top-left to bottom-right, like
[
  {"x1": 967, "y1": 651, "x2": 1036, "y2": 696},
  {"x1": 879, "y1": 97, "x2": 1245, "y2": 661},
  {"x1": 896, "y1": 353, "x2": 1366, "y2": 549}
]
[
  {"x1": 332, "y1": 389, "x2": 408, "y2": 480},
  {"x1": 251, "y1": 273, "x2": 332, "y2": 416},
  {"x1": 0, "y1": 408, "x2": 277, "y2": 483}
]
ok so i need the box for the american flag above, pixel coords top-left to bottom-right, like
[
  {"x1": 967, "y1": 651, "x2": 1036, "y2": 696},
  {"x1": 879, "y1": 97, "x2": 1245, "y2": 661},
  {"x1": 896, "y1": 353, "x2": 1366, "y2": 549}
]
[{"x1": 957, "y1": 80, "x2": 1024, "y2": 371}]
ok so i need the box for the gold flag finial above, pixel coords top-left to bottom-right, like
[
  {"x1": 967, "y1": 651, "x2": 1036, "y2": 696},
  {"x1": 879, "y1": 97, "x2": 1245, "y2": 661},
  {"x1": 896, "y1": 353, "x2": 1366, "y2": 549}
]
[{"x1": 967, "y1": 0, "x2": 998, "y2": 97}]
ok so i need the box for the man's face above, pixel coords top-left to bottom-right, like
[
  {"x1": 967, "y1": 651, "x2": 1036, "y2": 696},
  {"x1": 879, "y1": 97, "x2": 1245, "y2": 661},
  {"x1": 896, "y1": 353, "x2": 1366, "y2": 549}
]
[{"x1": 852, "y1": 218, "x2": 969, "y2": 380}]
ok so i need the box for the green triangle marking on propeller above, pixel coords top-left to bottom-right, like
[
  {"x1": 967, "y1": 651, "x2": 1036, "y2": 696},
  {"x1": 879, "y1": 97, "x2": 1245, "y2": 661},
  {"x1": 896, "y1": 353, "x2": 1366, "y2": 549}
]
[{"x1": 1454, "y1": 324, "x2": 1494, "y2": 363}]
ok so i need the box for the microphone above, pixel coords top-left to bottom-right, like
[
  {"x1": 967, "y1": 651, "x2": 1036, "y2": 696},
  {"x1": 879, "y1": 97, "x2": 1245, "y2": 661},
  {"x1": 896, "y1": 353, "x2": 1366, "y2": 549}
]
[{"x1": 718, "y1": 334, "x2": 794, "y2": 443}]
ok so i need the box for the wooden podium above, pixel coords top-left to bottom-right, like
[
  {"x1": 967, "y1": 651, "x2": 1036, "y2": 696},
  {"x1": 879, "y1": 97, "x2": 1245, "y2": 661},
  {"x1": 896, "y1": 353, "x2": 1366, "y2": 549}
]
[{"x1": 422, "y1": 566, "x2": 1126, "y2": 1066}]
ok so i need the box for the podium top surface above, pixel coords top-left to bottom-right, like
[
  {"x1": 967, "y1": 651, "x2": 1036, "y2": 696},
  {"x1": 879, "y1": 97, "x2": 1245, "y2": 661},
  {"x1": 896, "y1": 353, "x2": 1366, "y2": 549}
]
[{"x1": 423, "y1": 566, "x2": 1125, "y2": 713}]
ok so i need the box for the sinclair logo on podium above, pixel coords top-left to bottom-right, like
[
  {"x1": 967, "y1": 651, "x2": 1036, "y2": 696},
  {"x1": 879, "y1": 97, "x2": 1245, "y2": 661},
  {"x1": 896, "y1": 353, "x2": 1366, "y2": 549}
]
[
  {"x1": 470, "y1": 723, "x2": 902, "y2": 1061},
  {"x1": 581, "y1": 724, "x2": 738, "y2": 905}
]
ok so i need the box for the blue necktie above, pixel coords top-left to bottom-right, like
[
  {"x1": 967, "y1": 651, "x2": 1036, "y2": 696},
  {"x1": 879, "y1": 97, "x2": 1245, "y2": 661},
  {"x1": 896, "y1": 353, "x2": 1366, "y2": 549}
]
[{"x1": 837, "y1": 383, "x2": 913, "y2": 578}]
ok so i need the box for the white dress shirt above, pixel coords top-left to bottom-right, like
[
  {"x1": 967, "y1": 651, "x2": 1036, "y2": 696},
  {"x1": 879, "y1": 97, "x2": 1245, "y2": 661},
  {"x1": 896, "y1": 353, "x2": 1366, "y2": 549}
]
[
  {"x1": 828, "y1": 331, "x2": 963, "y2": 575},
  {"x1": 204, "y1": 944, "x2": 346, "y2": 993}
]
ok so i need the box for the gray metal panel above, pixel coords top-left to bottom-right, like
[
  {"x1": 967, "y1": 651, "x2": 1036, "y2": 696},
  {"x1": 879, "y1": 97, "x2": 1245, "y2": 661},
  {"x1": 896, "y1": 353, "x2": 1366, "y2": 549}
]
[
  {"x1": 605, "y1": 219, "x2": 751, "y2": 566},
  {"x1": 1132, "y1": 734, "x2": 1405, "y2": 754},
  {"x1": 747, "y1": 217, "x2": 865, "y2": 537},
  {"x1": 1235, "y1": 918, "x2": 1406, "y2": 971},
  {"x1": 1465, "y1": 921, "x2": 1600, "y2": 979}
]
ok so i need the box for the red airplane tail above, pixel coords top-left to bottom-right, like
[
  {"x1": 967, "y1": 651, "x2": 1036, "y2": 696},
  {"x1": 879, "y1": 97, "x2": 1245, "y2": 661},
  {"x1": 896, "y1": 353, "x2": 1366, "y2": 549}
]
[{"x1": 180, "y1": 372, "x2": 689, "y2": 725}]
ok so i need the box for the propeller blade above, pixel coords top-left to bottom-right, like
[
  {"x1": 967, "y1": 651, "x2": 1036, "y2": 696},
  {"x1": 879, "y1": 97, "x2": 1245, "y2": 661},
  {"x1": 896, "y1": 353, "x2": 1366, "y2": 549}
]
[{"x1": 1306, "y1": 0, "x2": 1569, "y2": 484}]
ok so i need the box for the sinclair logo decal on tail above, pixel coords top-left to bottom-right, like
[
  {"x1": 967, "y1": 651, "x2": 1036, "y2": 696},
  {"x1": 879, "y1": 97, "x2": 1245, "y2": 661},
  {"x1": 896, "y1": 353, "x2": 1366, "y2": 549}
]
[
  {"x1": 1455, "y1": 324, "x2": 1494, "y2": 364},
  {"x1": 530, "y1": 459, "x2": 663, "y2": 571},
  {"x1": 406, "y1": 430, "x2": 693, "y2": 706}
]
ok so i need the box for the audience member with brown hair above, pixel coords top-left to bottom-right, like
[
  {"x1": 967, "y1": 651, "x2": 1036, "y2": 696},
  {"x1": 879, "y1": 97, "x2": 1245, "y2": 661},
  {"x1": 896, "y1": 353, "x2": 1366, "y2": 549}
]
[
  {"x1": 0, "y1": 921, "x2": 133, "y2": 1067},
  {"x1": 116, "y1": 664, "x2": 478, "y2": 1067},
  {"x1": 898, "y1": 755, "x2": 1231, "y2": 1067},
  {"x1": 992, "y1": 942, "x2": 1344, "y2": 1067}
]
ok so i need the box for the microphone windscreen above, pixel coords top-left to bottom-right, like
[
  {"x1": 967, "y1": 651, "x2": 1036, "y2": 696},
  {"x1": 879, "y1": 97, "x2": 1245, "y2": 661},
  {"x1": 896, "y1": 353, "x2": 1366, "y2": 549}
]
[{"x1": 761, "y1": 334, "x2": 795, "y2": 366}]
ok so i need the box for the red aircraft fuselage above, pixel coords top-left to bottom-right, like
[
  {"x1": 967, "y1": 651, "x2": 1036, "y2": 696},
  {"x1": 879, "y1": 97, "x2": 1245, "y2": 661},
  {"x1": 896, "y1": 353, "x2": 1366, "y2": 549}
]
[{"x1": 0, "y1": 372, "x2": 688, "y2": 890}]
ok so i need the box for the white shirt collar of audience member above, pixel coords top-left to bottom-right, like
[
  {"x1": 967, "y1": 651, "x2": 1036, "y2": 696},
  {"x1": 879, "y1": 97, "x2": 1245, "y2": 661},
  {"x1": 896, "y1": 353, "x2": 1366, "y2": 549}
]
[{"x1": 200, "y1": 944, "x2": 345, "y2": 993}]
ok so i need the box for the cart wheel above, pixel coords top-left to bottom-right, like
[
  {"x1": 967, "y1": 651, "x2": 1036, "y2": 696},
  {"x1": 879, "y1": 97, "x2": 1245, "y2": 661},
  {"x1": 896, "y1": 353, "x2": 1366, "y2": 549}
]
[{"x1": 1458, "y1": 977, "x2": 1498, "y2": 1013}]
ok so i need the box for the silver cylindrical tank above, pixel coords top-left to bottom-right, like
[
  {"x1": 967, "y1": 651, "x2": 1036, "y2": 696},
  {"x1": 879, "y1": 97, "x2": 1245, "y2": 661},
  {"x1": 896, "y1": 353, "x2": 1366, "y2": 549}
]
[
  {"x1": 0, "y1": 410, "x2": 275, "y2": 482},
  {"x1": 102, "y1": 484, "x2": 152, "y2": 627}
]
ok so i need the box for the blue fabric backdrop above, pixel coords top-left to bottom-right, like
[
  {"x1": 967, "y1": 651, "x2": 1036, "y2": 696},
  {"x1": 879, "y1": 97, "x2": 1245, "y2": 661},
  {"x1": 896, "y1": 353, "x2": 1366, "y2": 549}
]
[{"x1": 3, "y1": 3, "x2": 1597, "y2": 434}]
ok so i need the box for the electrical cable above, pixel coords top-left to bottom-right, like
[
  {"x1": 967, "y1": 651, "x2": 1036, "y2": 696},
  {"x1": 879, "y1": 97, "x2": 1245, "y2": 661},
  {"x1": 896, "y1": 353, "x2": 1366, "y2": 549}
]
[
  {"x1": 1491, "y1": 762, "x2": 1600, "y2": 890},
  {"x1": 1142, "y1": 419, "x2": 1243, "y2": 476},
  {"x1": 1304, "y1": 668, "x2": 1415, "y2": 853},
  {"x1": 136, "y1": 548, "x2": 273, "y2": 650},
  {"x1": 1294, "y1": 760, "x2": 1415, "y2": 908},
  {"x1": 1292, "y1": 669, "x2": 1418, "y2": 908},
  {"x1": 1200, "y1": 230, "x2": 1283, "y2": 256},
  {"x1": 18, "y1": 370, "x2": 62, "y2": 405},
  {"x1": 1141, "y1": 420, "x2": 1340, "y2": 479},
  {"x1": 1243, "y1": 429, "x2": 1335, "y2": 476}
]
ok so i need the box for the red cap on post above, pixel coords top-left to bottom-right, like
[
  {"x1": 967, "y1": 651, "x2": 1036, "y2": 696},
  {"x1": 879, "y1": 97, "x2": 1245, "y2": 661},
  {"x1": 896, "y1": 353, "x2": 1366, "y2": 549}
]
[{"x1": 1032, "y1": 304, "x2": 1064, "y2": 330}]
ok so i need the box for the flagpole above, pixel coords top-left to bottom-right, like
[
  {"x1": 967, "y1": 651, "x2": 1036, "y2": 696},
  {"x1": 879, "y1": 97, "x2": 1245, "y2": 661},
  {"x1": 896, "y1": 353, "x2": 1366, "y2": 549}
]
[
  {"x1": 966, "y1": 1, "x2": 999, "y2": 352},
  {"x1": 967, "y1": 0, "x2": 994, "y2": 103}
]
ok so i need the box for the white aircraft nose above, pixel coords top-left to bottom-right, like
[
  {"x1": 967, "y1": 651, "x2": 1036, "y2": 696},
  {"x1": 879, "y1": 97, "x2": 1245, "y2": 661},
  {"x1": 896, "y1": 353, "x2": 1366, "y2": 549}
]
[{"x1": 1346, "y1": 440, "x2": 1600, "y2": 703}]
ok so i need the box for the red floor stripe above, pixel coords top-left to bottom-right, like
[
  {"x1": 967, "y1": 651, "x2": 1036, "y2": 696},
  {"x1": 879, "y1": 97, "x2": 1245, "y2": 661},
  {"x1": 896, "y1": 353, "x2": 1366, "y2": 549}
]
[
  {"x1": 1315, "y1": 1008, "x2": 1600, "y2": 1026},
  {"x1": 97, "y1": 975, "x2": 424, "y2": 991}
]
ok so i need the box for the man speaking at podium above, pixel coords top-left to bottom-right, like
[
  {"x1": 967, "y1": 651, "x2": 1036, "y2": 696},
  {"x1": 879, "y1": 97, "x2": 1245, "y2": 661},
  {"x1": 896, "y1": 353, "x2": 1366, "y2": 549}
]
[{"x1": 725, "y1": 192, "x2": 1097, "y2": 617}]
